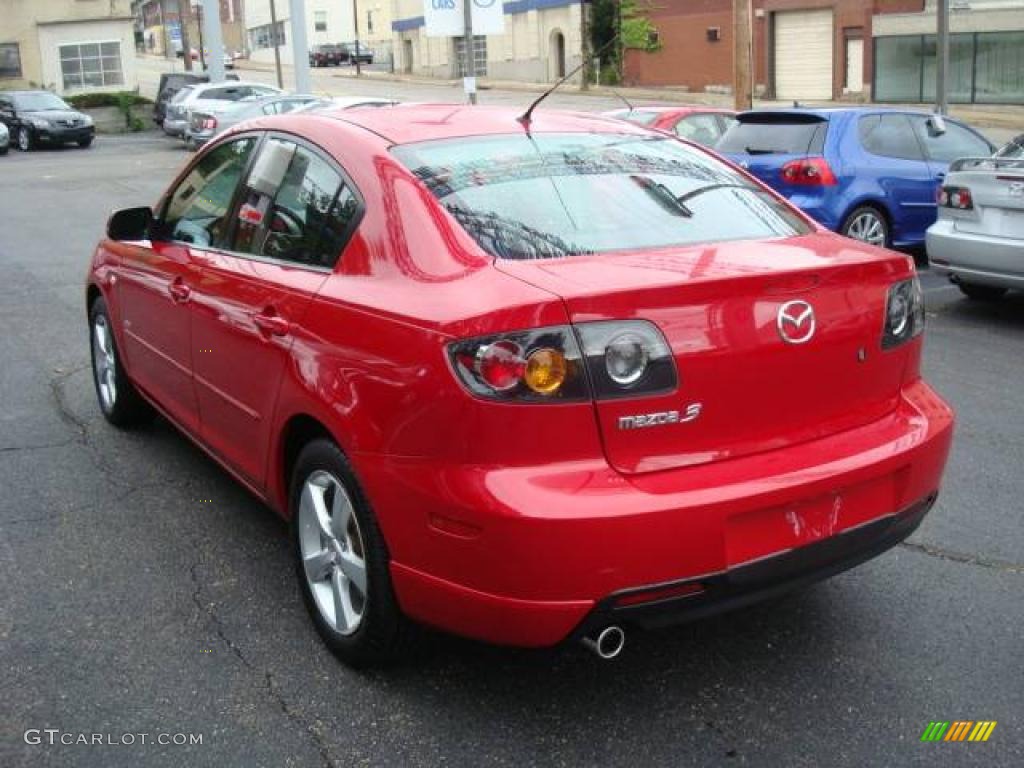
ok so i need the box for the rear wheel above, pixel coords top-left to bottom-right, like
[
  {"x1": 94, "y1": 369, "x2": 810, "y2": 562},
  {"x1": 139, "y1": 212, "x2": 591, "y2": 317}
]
[
  {"x1": 291, "y1": 439, "x2": 411, "y2": 667},
  {"x1": 958, "y1": 282, "x2": 1007, "y2": 301},
  {"x1": 841, "y1": 205, "x2": 889, "y2": 248},
  {"x1": 89, "y1": 297, "x2": 154, "y2": 427}
]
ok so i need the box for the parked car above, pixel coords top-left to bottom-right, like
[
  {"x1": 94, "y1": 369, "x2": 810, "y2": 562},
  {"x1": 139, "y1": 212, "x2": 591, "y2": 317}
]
[
  {"x1": 603, "y1": 106, "x2": 736, "y2": 147},
  {"x1": 927, "y1": 153, "x2": 1024, "y2": 300},
  {"x1": 87, "y1": 105, "x2": 953, "y2": 666},
  {"x1": 163, "y1": 80, "x2": 282, "y2": 139},
  {"x1": 717, "y1": 108, "x2": 995, "y2": 248},
  {"x1": 343, "y1": 41, "x2": 374, "y2": 65},
  {"x1": 0, "y1": 121, "x2": 8, "y2": 155},
  {"x1": 154, "y1": 71, "x2": 240, "y2": 127},
  {"x1": 310, "y1": 44, "x2": 347, "y2": 67},
  {"x1": 185, "y1": 93, "x2": 322, "y2": 149},
  {"x1": 292, "y1": 96, "x2": 399, "y2": 114},
  {"x1": 0, "y1": 91, "x2": 95, "y2": 151}
]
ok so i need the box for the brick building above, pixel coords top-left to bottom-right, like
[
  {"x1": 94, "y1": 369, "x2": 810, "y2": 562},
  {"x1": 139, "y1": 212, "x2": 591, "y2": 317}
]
[{"x1": 624, "y1": 0, "x2": 1024, "y2": 104}]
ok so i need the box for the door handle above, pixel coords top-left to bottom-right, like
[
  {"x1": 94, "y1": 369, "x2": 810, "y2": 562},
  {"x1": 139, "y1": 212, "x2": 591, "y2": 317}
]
[
  {"x1": 254, "y1": 311, "x2": 290, "y2": 337},
  {"x1": 168, "y1": 279, "x2": 191, "y2": 303}
]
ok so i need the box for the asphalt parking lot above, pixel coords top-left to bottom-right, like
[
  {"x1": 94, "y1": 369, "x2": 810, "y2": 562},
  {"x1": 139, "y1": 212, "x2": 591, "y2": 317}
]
[{"x1": 0, "y1": 134, "x2": 1021, "y2": 768}]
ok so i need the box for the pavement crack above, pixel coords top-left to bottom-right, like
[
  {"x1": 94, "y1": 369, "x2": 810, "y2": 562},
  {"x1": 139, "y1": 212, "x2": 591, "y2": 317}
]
[
  {"x1": 0, "y1": 439, "x2": 78, "y2": 454},
  {"x1": 900, "y1": 540, "x2": 1024, "y2": 575},
  {"x1": 189, "y1": 552, "x2": 337, "y2": 768}
]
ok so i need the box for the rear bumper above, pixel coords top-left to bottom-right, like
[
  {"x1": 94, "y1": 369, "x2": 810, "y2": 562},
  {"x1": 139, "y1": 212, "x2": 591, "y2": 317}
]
[
  {"x1": 365, "y1": 379, "x2": 953, "y2": 647},
  {"x1": 163, "y1": 118, "x2": 187, "y2": 137},
  {"x1": 927, "y1": 220, "x2": 1024, "y2": 289}
]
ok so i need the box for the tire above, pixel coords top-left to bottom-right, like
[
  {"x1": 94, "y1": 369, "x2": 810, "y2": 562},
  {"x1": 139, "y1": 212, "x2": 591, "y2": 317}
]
[
  {"x1": 291, "y1": 438, "x2": 411, "y2": 667},
  {"x1": 841, "y1": 205, "x2": 890, "y2": 248},
  {"x1": 89, "y1": 297, "x2": 154, "y2": 428},
  {"x1": 78, "y1": 137, "x2": 93, "y2": 149},
  {"x1": 0, "y1": 145, "x2": 7, "y2": 156},
  {"x1": 17, "y1": 127, "x2": 33, "y2": 152},
  {"x1": 958, "y1": 282, "x2": 1007, "y2": 302}
]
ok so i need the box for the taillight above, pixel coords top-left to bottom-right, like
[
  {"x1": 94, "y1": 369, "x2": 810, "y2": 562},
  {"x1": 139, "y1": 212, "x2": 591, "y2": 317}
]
[
  {"x1": 202, "y1": 117, "x2": 218, "y2": 131},
  {"x1": 448, "y1": 321, "x2": 677, "y2": 402},
  {"x1": 780, "y1": 157, "x2": 838, "y2": 186},
  {"x1": 937, "y1": 185, "x2": 973, "y2": 210},
  {"x1": 882, "y1": 276, "x2": 925, "y2": 349}
]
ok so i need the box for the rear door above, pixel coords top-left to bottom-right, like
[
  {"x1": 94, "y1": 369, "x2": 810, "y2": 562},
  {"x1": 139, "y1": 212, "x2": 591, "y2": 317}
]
[{"x1": 188, "y1": 135, "x2": 363, "y2": 486}]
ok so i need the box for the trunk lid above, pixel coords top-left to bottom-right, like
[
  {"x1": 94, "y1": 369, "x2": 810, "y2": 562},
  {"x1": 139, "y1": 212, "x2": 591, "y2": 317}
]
[
  {"x1": 498, "y1": 233, "x2": 911, "y2": 474},
  {"x1": 944, "y1": 161, "x2": 1024, "y2": 240},
  {"x1": 718, "y1": 111, "x2": 832, "y2": 194}
]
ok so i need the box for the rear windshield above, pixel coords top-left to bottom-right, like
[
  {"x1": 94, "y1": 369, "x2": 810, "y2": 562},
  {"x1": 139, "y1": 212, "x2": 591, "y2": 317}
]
[
  {"x1": 609, "y1": 110, "x2": 660, "y2": 126},
  {"x1": 393, "y1": 133, "x2": 810, "y2": 260},
  {"x1": 717, "y1": 115, "x2": 828, "y2": 155}
]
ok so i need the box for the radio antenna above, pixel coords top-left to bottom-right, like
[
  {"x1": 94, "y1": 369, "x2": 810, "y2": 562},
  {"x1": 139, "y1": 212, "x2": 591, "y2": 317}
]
[{"x1": 519, "y1": 35, "x2": 621, "y2": 128}]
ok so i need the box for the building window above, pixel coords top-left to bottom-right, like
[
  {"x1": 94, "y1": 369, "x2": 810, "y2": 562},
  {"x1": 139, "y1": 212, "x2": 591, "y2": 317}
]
[
  {"x1": 0, "y1": 42, "x2": 22, "y2": 79},
  {"x1": 455, "y1": 35, "x2": 487, "y2": 77},
  {"x1": 59, "y1": 42, "x2": 124, "y2": 91},
  {"x1": 367, "y1": 11, "x2": 374, "y2": 35},
  {"x1": 314, "y1": 11, "x2": 327, "y2": 32},
  {"x1": 250, "y1": 22, "x2": 287, "y2": 51},
  {"x1": 874, "y1": 31, "x2": 1024, "y2": 105}
]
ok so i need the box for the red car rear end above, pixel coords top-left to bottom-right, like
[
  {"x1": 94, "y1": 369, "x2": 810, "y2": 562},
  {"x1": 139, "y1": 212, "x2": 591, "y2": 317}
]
[{"x1": 86, "y1": 105, "x2": 953, "y2": 665}]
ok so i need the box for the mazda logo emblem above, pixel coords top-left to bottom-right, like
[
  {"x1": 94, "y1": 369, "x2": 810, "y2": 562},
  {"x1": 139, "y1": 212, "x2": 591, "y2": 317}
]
[{"x1": 777, "y1": 300, "x2": 816, "y2": 344}]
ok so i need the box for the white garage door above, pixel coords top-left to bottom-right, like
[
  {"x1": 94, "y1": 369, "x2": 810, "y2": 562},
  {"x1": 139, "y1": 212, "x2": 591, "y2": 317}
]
[{"x1": 775, "y1": 10, "x2": 834, "y2": 101}]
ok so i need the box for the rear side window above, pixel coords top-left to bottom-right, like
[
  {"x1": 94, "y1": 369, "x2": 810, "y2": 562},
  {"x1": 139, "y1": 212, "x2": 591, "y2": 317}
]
[
  {"x1": 858, "y1": 114, "x2": 924, "y2": 161},
  {"x1": 393, "y1": 133, "x2": 811, "y2": 260},
  {"x1": 162, "y1": 137, "x2": 258, "y2": 247},
  {"x1": 717, "y1": 115, "x2": 827, "y2": 155},
  {"x1": 232, "y1": 138, "x2": 359, "y2": 268},
  {"x1": 674, "y1": 114, "x2": 725, "y2": 147},
  {"x1": 911, "y1": 118, "x2": 993, "y2": 164}
]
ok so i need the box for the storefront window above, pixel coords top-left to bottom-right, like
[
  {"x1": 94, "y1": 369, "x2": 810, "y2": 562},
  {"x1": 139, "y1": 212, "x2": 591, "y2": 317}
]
[
  {"x1": 0, "y1": 43, "x2": 21, "y2": 79},
  {"x1": 875, "y1": 31, "x2": 1024, "y2": 105},
  {"x1": 60, "y1": 42, "x2": 124, "y2": 91}
]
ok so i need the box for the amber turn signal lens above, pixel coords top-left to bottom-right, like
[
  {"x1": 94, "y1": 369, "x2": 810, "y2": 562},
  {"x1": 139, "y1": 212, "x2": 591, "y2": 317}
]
[{"x1": 524, "y1": 347, "x2": 567, "y2": 394}]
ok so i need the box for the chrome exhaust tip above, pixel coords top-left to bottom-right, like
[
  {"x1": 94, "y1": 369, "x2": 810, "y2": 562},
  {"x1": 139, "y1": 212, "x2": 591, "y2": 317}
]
[{"x1": 582, "y1": 625, "x2": 626, "y2": 660}]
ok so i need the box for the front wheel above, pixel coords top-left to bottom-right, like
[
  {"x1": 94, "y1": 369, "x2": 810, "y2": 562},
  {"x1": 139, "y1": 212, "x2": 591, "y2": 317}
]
[
  {"x1": 841, "y1": 206, "x2": 890, "y2": 248},
  {"x1": 78, "y1": 137, "x2": 93, "y2": 148},
  {"x1": 89, "y1": 297, "x2": 154, "y2": 427},
  {"x1": 291, "y1": 439, "x2": 411, "y2": 667},
  {"x1": 17, "y1": 127, "x2": 33, "y2": 152},
  {"x1": 958, "y1": 282, "x2": 1007, "y2": 302}
]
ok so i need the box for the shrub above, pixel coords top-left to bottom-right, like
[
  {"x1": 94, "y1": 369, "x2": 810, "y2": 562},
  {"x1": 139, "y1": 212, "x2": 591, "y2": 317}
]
[{"x1": 66, "y1": 92, "x2": 152, "y2": 109}]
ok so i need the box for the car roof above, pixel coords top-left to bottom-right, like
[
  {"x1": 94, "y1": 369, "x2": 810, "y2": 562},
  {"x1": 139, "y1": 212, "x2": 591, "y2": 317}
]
[
  {"x1": 607, "y1": 105, "x2": 732, "y2": 115},
  {"x1": 325, "y1": 104, "x2": 650, "y2": 145},
  {"x1": 736, "y1": 106, "x2": 954, "y2": 120}
]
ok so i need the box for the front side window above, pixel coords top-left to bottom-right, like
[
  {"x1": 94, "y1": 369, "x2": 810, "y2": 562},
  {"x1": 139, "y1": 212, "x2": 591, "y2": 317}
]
[
  {"x1": 911, "y1": 118, "x2": 992, "y2": 163},
  {"x1": 393, "y1": 133, "x2": 811, "y2": 261},
  {"x1": 232, "y1": 139, "x2": 357, "y2": 268},
  {"x1": 162, "y1": 137, "x2": 258, "y2": 247},
  {"x1": 60, "y1": 42, "x2": 123, "y2": 91},
  {"x1": 0, "y1": 43, "x2": 21, "y2": 79},
  {"x1": 858, "y1": 114, "x2": 924, "y2": 161}
]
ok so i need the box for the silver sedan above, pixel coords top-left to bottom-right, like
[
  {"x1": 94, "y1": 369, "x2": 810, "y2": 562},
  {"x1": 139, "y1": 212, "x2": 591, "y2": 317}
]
[
  {"x1": 927, "y1": 139, "x2": 1024, "y2": 300},
  {"x1": 184, "y1": 93, "x2": 321, "y2": 149},
  {"x1": 0, "y1": 121, "x2": 8, "y2": 155}
]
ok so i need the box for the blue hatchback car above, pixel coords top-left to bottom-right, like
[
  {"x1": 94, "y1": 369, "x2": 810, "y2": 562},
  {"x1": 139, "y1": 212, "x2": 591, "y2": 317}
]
[{"x1": 717, "y1": 108, "x2": 995, "y2": 249}]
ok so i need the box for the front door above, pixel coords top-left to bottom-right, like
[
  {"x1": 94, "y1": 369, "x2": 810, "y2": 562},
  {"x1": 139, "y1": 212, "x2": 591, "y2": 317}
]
[{"x1": 189, "y1": 135, "x2": 362, "y2": 486}]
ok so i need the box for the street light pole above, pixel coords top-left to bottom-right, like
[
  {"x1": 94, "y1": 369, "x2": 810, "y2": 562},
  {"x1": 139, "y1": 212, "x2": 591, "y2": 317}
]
[
  {"x1": 462, "y1": 0, "x2": 477, "y2": 104},
  {"x1": 936, "y1": 0, "x2": 949, "y2": 114},
  {"x1": 353, "y1": 0, "x2": 362, "y2": 77},
  {"x1": 269, "y1": 0, "x2": 283, "y2": 88}
]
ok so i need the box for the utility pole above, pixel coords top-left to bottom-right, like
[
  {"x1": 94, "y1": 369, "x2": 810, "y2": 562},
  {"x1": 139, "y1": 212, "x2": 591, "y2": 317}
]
[
  {"x1": 196, "y1": 2, "x2": 206, "y2": 70},
  {"x1": 353, "y1": 0, "x2": 362, "y2": 77},
  {"x1": 180, "y1": 0, "x2": 194, "y2": 71},
  {"x1": 200, "y1": 0, "x2": 226, "y2": 82},
  {"x1": 288, "y1": 0, "x2": 313, "y2": 94},
  {"x1": 269, "y1": 0, "x2": 283, "y2": 88},
  {"x1": 579, "y1": 0, "x2": 590, "y2": 91},
  {"x1": 732, "y1": 0, "x2": 752, "y2": 110},
  {"x1": 462, "y1": 0, "x2": 477, "y2": 104},
  {"x1": 936, "y1": 0, "x2": 949, "y2": 114}
]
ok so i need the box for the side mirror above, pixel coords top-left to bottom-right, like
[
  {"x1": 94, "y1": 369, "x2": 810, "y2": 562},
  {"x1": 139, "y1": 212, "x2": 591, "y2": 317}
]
[
  {"x1": 107, "y1": 207, "x2": 153, "y2": 241},
  {"x1": 926, "y1": 115, "x2": 947, "y2": 137}
]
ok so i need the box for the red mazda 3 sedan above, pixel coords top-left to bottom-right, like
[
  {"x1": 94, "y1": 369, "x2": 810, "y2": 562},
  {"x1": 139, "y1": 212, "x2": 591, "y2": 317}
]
[{"x1": 86, "y1": 104, "x2": 953, "y2": 665}]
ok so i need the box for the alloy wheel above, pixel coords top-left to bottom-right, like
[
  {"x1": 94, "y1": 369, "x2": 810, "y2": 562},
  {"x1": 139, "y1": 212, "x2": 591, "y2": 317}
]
[
  {"x1": 845, "y1": 210, "x2": 886, "y2": 246},
  {"x1": 18, "y1": 128, "x2": 30, "y2": 151},
  {"x1": 92, "y1": 314, "x2": 117, "y2": 410},
  {"x1": 297, "y1": 470, "x2": 368, "y2": 636}
]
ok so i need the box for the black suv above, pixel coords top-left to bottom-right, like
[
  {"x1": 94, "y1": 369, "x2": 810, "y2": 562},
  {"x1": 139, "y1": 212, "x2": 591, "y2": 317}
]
[
  {"x1": 310, "y1": 44, "x2": 348, "y2": 67},
  {"x1": 0, "y1": 91, "x2": 95, "y2": 151},
  {"x1": 153, "y1": 71, "x2": 239, "y2": 126}
]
